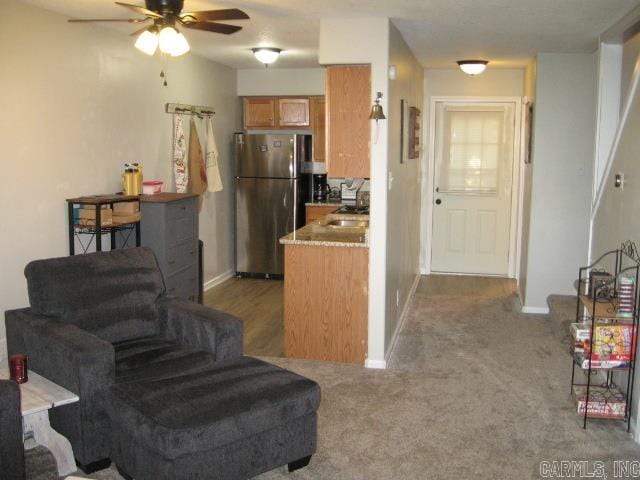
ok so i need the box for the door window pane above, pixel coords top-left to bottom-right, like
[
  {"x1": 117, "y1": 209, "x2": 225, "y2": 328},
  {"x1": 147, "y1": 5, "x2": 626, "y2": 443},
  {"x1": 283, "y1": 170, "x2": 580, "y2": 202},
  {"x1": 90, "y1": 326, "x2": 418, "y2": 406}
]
[{"x1": 439, "y1": 109, "x2": 506, "y2": 193}]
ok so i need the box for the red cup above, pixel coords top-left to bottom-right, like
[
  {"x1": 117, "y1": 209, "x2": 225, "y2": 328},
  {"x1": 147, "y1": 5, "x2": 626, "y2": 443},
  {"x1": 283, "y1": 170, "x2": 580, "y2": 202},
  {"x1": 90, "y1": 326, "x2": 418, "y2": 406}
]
[{"x1": 9, "y1": 354, "x2": 28, "y2": 384}]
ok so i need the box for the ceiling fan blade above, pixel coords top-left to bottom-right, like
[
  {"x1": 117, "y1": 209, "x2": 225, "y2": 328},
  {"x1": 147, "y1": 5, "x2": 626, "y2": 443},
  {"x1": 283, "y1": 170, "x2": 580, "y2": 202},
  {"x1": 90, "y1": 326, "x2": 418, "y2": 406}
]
[
  {"x1": 115, "y1": 2, "x2": 162, "y2": 18},
  {"x1": 182, "y1": 22, "x2": 242, "y2": 35},
  {"x1": 180, "y1": 9, "x2": 249, "y2": 23},
  {"x1": 68, "y1": 18, "x2": 149, "y2": 23}
]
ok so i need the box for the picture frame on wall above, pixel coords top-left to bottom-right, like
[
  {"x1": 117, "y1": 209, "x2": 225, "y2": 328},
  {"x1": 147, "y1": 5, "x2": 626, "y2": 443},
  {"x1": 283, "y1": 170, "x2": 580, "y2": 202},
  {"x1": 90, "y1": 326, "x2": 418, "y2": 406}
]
[{"x1": 400, "y1": 99, "x2": 410, "y2": 164}]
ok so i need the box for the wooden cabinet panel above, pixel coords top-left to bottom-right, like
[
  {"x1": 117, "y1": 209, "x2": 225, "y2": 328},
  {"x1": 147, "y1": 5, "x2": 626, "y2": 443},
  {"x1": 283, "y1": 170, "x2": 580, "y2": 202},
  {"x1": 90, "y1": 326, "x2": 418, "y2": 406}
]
[
  {"x1": 305, "y1": 205, "x2": 337, "y2": 224},
  {"x1": 278, "y1": 98, "x2": 310, "y2": 127},
  {"x1": 311, "y1": 97, "x2": 326, "y2": 161},
  {"x1": 284, "y1": 245, "x2": 368, "y2": 364},
  {"x1": 326, "y1": 65, "x2": 371, "y2": 178},
  {"x1": 243, "y1": 97, "x2": 276, "y2": 128}
]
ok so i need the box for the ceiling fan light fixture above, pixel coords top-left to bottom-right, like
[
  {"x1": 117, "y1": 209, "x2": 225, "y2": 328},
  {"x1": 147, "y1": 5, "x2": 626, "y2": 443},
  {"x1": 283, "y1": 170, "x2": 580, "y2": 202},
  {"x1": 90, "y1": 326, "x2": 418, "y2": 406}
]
[
  {"x1": 135, "y1": 29, "x2": 158, "y2": 56},
  {"x1": 252, "y1": 48, "x2": 282, "y2": 65},
  {"x1": 156, "y1": 26, "x2": 190, "y2": 57},
  {"x1": 171, "y1": 32, "x2": 190, "y2": 56},
  {"x1": 457, "y1": 60, "x2": 489, "y2": 75}
]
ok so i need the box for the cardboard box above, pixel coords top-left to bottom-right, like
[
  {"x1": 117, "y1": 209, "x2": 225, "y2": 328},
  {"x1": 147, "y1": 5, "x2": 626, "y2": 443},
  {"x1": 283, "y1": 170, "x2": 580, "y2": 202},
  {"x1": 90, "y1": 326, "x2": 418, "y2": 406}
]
[
  {"x1": 113, "y1": 202, "x2": 140, "y2": 216},
  {"x1": 78, "y1": 208, "x2": 113, "y2": 221},
  {"x1": 78, "y1": 217, "x2": 113, "y2": 227},
  {"x1": 113, "y1": 212, "x2": 141, "y2": 225}
]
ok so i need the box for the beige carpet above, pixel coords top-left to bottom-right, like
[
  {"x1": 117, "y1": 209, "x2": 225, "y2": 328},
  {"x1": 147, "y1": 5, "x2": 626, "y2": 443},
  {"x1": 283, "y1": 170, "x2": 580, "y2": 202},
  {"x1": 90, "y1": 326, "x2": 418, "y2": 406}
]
[{"x1": 80, "y1": 276, "x2": 640, "y2": 480}]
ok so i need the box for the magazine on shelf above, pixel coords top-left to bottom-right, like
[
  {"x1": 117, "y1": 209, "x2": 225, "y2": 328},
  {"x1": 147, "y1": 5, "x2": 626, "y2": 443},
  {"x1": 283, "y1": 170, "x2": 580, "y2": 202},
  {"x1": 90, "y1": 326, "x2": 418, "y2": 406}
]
[
  {"x1": 574, "y1": 351, "x2": 630, "y2": 369},
  {"x1": 573, "y1": 385, "x2": 626, "y2": 419}
]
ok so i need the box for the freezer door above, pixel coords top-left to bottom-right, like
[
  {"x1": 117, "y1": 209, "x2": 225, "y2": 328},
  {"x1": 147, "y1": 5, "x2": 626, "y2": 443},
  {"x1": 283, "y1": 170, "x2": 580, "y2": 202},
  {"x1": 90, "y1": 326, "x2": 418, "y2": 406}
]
[
  {"x1": 235, "y1": 133, "x2": 298, "y2": 178},
  {"x1": 235, "y1": 178, "x2": 299, "y2": 275}
]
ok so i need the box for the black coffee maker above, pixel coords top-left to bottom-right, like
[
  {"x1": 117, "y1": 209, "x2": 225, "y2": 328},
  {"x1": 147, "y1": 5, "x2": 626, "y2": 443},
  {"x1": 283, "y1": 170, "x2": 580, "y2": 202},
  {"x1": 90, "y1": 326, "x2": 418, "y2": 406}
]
[{"x1": 312, "y1": 174, "x2": 330, "y2": 202}]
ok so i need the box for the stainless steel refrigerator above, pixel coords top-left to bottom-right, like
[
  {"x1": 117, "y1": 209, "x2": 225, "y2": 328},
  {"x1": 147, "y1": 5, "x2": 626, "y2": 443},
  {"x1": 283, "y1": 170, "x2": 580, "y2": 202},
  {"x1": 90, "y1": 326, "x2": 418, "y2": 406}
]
[{"x1": 234, "y1": 133, "x2": 310, "y2": 277}]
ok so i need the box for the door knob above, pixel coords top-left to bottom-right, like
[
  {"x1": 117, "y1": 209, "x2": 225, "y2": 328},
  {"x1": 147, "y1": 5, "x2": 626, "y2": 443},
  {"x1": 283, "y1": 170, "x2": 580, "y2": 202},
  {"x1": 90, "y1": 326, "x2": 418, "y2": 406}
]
[{"x1": 435, "y1": 199, "x2": 442, "y2": 205}]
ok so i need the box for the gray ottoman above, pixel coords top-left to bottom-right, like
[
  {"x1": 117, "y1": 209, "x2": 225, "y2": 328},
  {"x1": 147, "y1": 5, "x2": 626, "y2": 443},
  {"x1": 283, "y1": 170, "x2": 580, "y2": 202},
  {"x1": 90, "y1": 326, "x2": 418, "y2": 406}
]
[{"x1": 107, "y1": 356, "x2": 320, "y2": 480}]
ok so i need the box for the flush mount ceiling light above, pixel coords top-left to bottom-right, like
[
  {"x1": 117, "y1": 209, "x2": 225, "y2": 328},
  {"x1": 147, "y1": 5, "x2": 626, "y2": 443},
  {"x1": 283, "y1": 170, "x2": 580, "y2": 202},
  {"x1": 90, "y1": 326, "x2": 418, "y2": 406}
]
[
  {"x1": 252, "y1": 48, "x2": 282, "y2": 66},
  {"x1": 457, "y1": 60, "x2": 489, "y2": 76}
]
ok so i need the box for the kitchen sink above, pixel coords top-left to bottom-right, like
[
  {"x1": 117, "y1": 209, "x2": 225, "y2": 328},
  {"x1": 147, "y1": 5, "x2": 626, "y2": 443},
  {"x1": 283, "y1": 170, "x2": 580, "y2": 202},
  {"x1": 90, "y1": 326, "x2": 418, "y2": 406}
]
[{"x1": 326, "y1": 219, "x2": 369, "y2": 228}]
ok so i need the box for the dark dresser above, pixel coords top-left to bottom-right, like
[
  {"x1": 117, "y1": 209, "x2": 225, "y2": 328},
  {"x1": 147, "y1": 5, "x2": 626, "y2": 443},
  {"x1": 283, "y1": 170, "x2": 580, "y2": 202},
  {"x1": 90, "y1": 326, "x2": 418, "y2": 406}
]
[{"x1": 140, "y1": 193, "x2": 199, "y2": 302}]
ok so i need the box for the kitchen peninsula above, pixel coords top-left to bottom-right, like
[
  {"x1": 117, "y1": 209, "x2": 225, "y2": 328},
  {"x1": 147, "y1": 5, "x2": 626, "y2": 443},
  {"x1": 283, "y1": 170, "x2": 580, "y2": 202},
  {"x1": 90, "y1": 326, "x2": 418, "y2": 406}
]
[{"x1": 280, "y1": 213, "x2": 369, "y2": 364}]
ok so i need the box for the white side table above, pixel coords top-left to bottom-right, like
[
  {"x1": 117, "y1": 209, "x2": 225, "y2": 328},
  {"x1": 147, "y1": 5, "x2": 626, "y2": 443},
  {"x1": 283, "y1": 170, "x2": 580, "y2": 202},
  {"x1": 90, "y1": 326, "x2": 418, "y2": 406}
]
[{"x1": 0, "y1": 367, "x2": 80, "y2": 476}]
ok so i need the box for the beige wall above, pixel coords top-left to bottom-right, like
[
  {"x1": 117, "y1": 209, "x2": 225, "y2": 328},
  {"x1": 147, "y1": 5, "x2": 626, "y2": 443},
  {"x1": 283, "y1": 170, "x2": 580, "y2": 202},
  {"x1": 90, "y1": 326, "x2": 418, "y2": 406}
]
[
  {"x1": 385, "y1": 24, "x2": 424, "y2": 350},
  {"x1": 0, "y1": 0, "x2": 241, "y2": 352},
  {"x1": 237, "y1": 68, "x2": 325, "y2": 96},
  {"x1": 425, "y1": 68, "x2": 525, "y2": 98},
  {"x1": 523, "y1": 53, "x2": 597, "y2": 309},
  {"x1": 621, "y1": 32, "x2": 640, "y2": 109}
]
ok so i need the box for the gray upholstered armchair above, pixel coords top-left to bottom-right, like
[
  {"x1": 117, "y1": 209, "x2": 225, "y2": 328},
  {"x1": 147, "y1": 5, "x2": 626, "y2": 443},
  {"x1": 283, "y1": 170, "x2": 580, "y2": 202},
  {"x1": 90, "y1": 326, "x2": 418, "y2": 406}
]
[{"x1": 5, "y1": 248, "x2": 243, "y2": 473}]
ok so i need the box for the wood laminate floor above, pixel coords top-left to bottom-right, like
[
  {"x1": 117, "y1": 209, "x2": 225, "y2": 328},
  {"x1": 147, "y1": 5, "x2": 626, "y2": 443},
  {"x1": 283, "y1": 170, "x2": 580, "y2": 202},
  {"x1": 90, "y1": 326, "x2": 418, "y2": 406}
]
[{"x1": 204, "y1": 277, "x2": 284, "y2": 357}]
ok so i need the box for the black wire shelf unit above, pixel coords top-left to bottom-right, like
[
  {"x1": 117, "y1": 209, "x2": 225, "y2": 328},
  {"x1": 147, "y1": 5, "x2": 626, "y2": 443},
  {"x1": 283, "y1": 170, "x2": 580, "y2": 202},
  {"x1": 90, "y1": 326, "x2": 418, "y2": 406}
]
[
  {"x1": 571, "y1": 241, "x2": 640, "y2": 430},
  {"x1": 66, "y1": 194, "x2": 141, "y2": 255}
]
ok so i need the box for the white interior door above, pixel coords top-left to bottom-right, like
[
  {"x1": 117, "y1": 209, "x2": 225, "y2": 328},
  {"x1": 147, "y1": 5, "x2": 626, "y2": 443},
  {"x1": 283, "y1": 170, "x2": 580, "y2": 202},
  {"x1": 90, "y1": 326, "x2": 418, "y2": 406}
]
[{"x1": 431, "y1": 101, "x2": 516, "y2": 275}]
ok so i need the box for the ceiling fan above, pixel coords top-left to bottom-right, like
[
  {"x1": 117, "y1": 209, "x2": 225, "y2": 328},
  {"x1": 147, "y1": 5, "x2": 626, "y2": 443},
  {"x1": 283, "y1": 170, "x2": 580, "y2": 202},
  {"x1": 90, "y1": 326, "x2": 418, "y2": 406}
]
[{"x1": 68, "y1": 0, "x2": 249, "y2": 56}]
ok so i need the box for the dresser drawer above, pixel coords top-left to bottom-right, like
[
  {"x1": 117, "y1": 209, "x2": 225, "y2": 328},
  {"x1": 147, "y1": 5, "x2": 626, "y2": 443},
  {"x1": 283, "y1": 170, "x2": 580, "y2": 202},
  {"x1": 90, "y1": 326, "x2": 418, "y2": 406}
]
[
  {"x1": 166, "y1": 239, "x2": 198, "y2": 276},
  {"x1": 165, "y1": 265, "x2": 199, "y2": 301},
  {"x1": 166, "y1": 199, "x2": 197, "y2": 246}
]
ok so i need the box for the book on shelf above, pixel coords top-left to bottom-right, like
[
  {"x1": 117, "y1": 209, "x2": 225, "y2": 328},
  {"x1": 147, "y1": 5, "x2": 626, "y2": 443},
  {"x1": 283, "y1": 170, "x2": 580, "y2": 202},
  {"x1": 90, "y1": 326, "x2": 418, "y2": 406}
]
[
  {"x1": 571, "y1": 323, "x2": 590, "y2": 353},
  {"x1": 570, "y1": 324, "x2": 636, "y2": 361},
  {"x1": 573, "y1": 385, "x2": 626, "y2": 419},
  {"x1": 574, "y1": 351, "x2": 630, "y2": 369}
]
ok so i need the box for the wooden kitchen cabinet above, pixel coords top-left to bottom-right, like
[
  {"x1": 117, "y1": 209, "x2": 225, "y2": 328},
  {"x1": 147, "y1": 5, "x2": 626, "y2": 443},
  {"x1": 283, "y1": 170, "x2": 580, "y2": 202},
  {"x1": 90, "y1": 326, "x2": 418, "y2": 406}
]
[
  {"x1": 243, "y1": 96, "x2": 314, "y2": 130},
  {"x1": 243, "y1": 97, "x2": 276, "y2": 128},
  {"x1": 284, "y1": 245, "x2": 368, "y2": 364},
  {"x1": 278, "y1": 98, "x2": 310, "y2": 127},
  {"x1": 325, "y1": 65, "x2": 371, "y2": 178},
  {"x1": 305, "y1": 204, "x2": 337, "y2": 224},
  {"x1": 311, "y1": 96, "x2": 326, "y2": 161}
]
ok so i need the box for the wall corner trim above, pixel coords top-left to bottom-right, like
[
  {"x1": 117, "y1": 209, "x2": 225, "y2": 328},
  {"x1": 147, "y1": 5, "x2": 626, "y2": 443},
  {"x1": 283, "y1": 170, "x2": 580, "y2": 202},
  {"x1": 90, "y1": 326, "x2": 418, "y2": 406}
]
[
  {"x1": 521, "y1": 305, "x2": 550, "y2": 315},
  {"x1": 203, "y1": 269, "x2": 235, "y2": 292},
  {"x1": 365, "y1": 359, "x2": 387, "y2": 369},
  {"x1": 384, "y1": 273, "x2": 421, "y2": 364}
]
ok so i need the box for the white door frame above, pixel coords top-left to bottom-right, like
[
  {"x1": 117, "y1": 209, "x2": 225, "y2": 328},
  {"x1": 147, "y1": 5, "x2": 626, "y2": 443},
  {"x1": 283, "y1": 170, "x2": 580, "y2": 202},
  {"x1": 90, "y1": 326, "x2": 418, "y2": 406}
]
[{"x1": 422, "y1": 96, "x2": 524, "y2": 278}]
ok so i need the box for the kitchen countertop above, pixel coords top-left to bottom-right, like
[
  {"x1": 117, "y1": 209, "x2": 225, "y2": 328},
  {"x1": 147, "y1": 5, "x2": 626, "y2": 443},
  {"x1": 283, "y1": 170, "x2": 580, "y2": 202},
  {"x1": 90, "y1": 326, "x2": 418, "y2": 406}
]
[
  {"x1": 305, "y1": 200, "x2": 342, "y2": 207},
  {"x1": 279, "y1": 213, "x2": 369, "y2": 248}
]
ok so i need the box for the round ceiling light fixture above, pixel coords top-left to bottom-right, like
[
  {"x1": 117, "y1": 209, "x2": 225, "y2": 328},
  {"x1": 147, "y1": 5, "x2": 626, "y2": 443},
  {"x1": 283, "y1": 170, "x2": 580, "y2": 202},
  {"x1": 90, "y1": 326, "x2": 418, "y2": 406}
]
[
  {"x1": 252, "y1": 47, "x2": 282, "y2": 66},
  {"x1": 457, "y1": 60, "x2": 489, "y2": 76}
]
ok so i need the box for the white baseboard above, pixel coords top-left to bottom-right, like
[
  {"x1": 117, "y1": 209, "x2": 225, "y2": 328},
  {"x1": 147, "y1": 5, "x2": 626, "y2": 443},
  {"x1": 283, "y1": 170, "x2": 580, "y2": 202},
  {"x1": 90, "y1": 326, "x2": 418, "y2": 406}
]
[
  {"x1": 365, "y1": 359, "x2": 387, "y2": 369},
  {"x1": 521, "y1": 305, "x2": 550, "y2": 315},
  {"x1": 384, "y1": 274, "x2": 421, "y2": 365},
  {"x1": 203, "y1": 269, "x2": 235, "y2": 292}
]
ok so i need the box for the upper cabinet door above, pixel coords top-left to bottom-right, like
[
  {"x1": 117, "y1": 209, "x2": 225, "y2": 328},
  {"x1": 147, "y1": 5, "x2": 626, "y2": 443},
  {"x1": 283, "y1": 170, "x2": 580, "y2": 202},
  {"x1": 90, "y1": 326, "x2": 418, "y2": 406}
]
[
  {"x1": 278, "y1": 98, "x2": 310, "y2": 127},
  {"x1": 326, "y1": 65, "x2": 371, "y2": 178},
  {"x1": 244, "y1": 98, "x2": 276, "y2": 128},
  {"x1": 311, "y1": 97, "x2": 326, "y2": 162}
]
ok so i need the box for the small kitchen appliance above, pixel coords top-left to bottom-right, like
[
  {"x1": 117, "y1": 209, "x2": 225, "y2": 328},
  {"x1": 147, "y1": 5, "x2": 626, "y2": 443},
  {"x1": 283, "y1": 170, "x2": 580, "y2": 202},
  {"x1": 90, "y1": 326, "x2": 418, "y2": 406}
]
[{"x1": 312, "y1": 174, "x2": 331, "y2": 202}]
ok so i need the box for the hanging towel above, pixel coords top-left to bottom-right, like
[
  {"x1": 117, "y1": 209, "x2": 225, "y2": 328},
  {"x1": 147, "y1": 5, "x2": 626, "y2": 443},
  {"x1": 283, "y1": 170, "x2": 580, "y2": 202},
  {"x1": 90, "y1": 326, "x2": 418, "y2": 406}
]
[
  {"x1": 205, "y1": 117, "x2": 223, "y2": 192},
  {"x1": 187, "y1": 118, "x2": 207, "y2": 211},
  {"x1": 172, "y1": 114, "x2": 188, "y2": 193}
]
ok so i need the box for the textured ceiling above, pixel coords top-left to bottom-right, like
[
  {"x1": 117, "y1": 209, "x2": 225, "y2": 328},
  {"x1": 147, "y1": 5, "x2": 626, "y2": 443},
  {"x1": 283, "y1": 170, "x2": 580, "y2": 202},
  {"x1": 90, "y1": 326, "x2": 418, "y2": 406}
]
[{"x1": 22, "y1": 0, "x2": 640, "y2": 69}]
